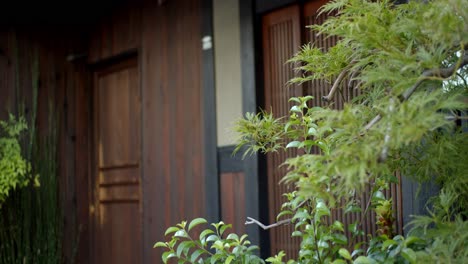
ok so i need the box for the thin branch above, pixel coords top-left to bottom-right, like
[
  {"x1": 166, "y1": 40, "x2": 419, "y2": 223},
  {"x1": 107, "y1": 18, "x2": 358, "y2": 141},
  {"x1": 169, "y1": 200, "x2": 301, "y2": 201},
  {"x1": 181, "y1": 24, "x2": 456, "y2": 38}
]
[
  {"x1": 400, "y1": 53, "x2": 468, "y2": 101},
  {"x1": 364, "y1": 52, "x2": 468, "y2": 132},
  {"x1": 379, "y1": 97, "x2": 395, "y2": 162},
  {"x1": 446, "y1": 115, "x2": 468, "y2": 121},
  {"x1": 363, "y1": 115, "x2": 382, "y2": 132},
  {"x1": 322, "y1": 69, "x2": 349, "y2": 102},
  {"x1": 323, "y1": 61, "x2": 358, "y2": 102},
  {"x1": 348, "y1": 68, "x2": 361, "y2": 88},
  {"x1": 245, "y1": 217, "x2": 292, "y2": 230}
]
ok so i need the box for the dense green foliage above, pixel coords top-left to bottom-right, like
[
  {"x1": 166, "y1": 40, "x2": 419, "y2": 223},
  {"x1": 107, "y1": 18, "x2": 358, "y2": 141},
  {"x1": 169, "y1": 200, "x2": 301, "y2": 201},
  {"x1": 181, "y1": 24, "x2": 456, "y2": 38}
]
[
  {"x1": 157, "y1": 0, "x2": 467, "y2": 263},
  {"x1": 155, "y1": 218, "x2": 264, "y2": 264},
  {"x1": 0, "y1": 114, "x2": 32, "y2": 205}
]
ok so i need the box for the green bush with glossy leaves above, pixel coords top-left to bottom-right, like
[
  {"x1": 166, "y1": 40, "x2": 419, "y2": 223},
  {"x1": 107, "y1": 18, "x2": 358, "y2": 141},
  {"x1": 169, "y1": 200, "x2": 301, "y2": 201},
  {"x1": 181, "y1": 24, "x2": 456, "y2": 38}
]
[{"x1": 157, "y1": 0, "x2": 468, "y2": 263}]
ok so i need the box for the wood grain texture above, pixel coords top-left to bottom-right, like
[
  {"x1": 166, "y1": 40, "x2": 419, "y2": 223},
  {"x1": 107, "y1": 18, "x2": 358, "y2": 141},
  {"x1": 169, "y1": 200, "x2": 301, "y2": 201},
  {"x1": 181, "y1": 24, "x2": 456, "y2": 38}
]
[
  {"x1": 92, "y1": 56, "x2": 142, "y2": 264},
  {"x1": 141, "y1": 0, "x2": 205, "y2": 263},
  {"x1": 220, "y1": 172, "x2": 246, "y2": 235},
  {"x1": 262, "y1": 4, "x2": 302, "y2": 257}
]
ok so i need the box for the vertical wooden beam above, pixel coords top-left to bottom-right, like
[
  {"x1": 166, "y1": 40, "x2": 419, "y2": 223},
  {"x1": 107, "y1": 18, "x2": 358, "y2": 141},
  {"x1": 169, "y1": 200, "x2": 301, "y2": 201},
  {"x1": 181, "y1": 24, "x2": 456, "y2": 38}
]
[
  {"x1": 239, "y1": 0, "x2": 262, "y2": 252},
  {"x1": 75, "y1": 62, "x2": 90, "y2": 264},
  {"x1": 201, "y1": 0, "x2": 220, "y2": 224}
]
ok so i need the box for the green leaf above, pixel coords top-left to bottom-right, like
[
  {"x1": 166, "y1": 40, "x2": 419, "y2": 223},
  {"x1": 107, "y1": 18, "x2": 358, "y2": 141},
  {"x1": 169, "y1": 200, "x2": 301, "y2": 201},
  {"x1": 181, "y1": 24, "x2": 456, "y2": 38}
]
[
  {"x1": 162, "y1": 252, "x2": 176, "y2": 264},
  {"x1": 176, "y1": 241, "x2": 193, "y2": 257},
  {"x1": 382, "y1": 239, "x2": 397, "y2": 249},
  {"x1": 404, "y1": 236, "x2": 424, "y2": 247},
  {"x1": 307, "y1": 127, "x2": 318, "y2": 136},
  {"x1": 290, "y1": 105, "x2": 302, "y2": 113},
  {"x1": 199, "y1": 229, "x2": 215, "y2": 244},
  {"x1": 354, "y1": 256, "x2": 372, "y2": 264},
  {"x1": 225, "y1": 255, "x2": 235, "y2": 264},
  {"x1": 338, "y1": 248, "x2": 352, "y2": 260},
  {"x1": 219, "y1": 224, "x2": 231, "y2": 235},
  {"x1": 211, "y1": 240, "x2": 224, "y2": 250},
  {"x1": 331, "y1": 233, "x2": 348, "y2": 245},
  {"x1": 153, "y1": 242, "x2": 167, "y2": 248},
  {"x1": 165, "y1": 226, "x2": 180, "y2": 236},
  {"x1": 206, "y1": 234, "x2": 219, "y2": 242},
  {"x1": 286, "y1": 141, "x2": 301, "y2": 148},
  {"x1": 315, "y1": 200, "x2": 331, "y2": 219},
  {"x1": 277, "y1": 210, "x2": 293, "y2": 220},
  {"x1": 188, "y1": 218, "x2": 207, "y2": 231},
  {"x1": 332, "y1": 260, "x2": 347, "y2": 264},
  {"x1": 401, "y1": 248, "x2": 417, "y2": 264},
  {"x1": 331, "y1": 221, "x2": 344, "y2": 232},
  {"x1": 289, "y1": 97, "x2": 301, "y2": 103},
  {"x1": 174, "y1": 230, "x2": 189, "y2": 238},
  {"x1": 190, "y1": 249, "x2": 204, "y2": 263},
  {"x1": 226, "y1": 233, "x2": 239, "y2": 241},
  {"x1": 292, "y1": 231, "x2": 303, "y2": 237}
]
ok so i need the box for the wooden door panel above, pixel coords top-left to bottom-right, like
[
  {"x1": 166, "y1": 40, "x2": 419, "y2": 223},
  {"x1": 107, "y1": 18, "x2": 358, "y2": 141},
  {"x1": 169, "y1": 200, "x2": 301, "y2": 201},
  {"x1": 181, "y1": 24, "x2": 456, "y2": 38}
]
[
  {"x1": 96, "y1": 203, "x2": 142, "y2": 264},
  {"x1": 93, "y1": 56, "x2": 141, "y2": 264},
  {"x1": 262, "y1": 4, "x2": 302, "y2": 257},
  {"x1": 97, "y1": 64, "x2": 140, "y2": 168}
]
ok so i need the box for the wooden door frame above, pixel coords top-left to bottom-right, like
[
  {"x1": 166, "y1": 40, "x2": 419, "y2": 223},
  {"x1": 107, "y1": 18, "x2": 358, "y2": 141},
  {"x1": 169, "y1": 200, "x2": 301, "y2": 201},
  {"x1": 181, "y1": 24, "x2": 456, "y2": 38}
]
[
  {"x1": 239, "y1": 0, "x2": 329, "y2": 256},
  {"x1": 75, "y1": 50, "x2": 142, "y2": 264},
  {"x1": 90, "y1": 53, "x2": 142, "y2": 264}
]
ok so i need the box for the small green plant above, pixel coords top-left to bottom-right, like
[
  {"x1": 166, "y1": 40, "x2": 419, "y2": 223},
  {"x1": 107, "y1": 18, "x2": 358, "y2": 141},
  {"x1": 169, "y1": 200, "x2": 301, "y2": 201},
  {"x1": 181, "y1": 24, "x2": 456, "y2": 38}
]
[
  {"x1": 154, "y1": 218, "x2": 264, "y2": 263},
  {"x1": 0, "y1": 114, "x2": 34, "y2": 206}
]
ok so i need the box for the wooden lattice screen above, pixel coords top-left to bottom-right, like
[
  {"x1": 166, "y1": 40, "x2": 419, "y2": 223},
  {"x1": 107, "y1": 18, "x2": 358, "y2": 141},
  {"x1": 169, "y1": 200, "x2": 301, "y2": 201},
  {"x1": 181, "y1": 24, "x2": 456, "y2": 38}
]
[{"x1": 262, "y1": 0, "x2": 403, "y2": 258}]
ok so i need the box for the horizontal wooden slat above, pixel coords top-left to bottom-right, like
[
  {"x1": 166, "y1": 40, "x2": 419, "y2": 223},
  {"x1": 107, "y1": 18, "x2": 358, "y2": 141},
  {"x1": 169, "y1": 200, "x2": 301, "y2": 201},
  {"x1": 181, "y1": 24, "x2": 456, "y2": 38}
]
[
  {"x1": 99, "y1": 167, "x2": 140, "y2": 186},
  {"x1": 98, "y1": 184, "x2": 140, "y2": 202}
]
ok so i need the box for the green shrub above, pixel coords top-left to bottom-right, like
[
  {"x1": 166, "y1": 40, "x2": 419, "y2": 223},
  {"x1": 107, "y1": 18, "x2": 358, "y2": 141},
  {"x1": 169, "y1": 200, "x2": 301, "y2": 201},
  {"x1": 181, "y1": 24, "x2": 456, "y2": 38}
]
[
  {"x1": 0, "y1": 114, "x2": 33, "y2": 206},
  {"x1": 157, "y1": 0, "x2": 468, "y2": 263}
]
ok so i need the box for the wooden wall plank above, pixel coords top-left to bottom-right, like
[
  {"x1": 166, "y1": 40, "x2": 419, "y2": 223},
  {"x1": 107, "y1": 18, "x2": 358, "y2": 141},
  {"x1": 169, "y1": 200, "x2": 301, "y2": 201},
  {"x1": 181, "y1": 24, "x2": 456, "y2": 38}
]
[
  {"x1": 88, "y1": 2, "x2": 142, "y2": 63},
  {"x1": 141, "y1": 0, "x2": 205, "y2": 263},
  {"x1": 220, "y1": 172, "x2": 246, "y2": 235},
  {"x1": 262, "y1": 4, "x2": 302, "y2": 258}
]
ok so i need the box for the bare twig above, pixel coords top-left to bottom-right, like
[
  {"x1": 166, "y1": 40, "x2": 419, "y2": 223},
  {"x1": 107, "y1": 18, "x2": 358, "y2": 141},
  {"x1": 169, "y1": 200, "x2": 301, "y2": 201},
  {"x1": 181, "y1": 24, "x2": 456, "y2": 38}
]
[
  {"x1": 446, "y1": 115, "x2": 468, "y2": 121},
  {"x1": 379, "y1": 98, "x2": 395, "y2": 162},
  {"x1": 245, "y1": 217, "x2": 292, "y2": 230},
  {"x1": 322, "y1": 69, "x2": 349, "y2": 102},
  {"x1": 348, "y1": 69, "x2": 359, "y2": 87},
  {"x1": 363, "y1": 115, "x2": 382, "y2": 131}
]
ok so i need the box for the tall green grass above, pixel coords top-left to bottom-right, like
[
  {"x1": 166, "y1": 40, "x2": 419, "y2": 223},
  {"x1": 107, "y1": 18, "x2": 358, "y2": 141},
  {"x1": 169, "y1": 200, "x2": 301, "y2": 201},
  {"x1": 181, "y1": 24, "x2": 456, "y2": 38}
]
[{"x1": 0, "y1": 39, "x2": 62, "y2": 264}]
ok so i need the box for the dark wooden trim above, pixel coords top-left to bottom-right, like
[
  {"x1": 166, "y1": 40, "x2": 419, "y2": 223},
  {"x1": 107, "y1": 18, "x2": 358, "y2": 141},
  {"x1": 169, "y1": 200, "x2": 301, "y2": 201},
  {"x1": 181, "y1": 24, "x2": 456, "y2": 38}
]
[
  {"x1": 256, "y1": 0, "x2": 297, "y2": 14},
  {"x1": 218, "y1": 145, "x2": 244, "y2": 173},
  {"x1": 201, "y1": 0, "x2": 220, "y2": 224},
  {"x1": 239, "y1": 0, "x2": 262, "y2": 252},
  {"x1": 401, "y1": 176, "x2": 439, "y2": 234},
  {"x1": 87, "y1": 49, "x2": 138, "y2": 70},
  {"x1": 74, "y1": 63, "x2": 91, "y2": 264}
]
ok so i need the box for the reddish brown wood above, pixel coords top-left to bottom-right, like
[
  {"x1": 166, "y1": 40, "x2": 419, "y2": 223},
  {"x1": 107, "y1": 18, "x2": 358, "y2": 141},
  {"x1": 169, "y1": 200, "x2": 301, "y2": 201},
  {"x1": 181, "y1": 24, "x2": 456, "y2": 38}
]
[
  {"x1": 91, "y1": 56, "x2": 142, "y2": 264},
  {"x1": 262, "y1": 4, "x2": 302, "y2": 258},
  {"x1": 220, "y1": 172, "x2": 246, "y2": 235},
  {"x1": 88, "y1": 3, "x2": 142, "y2": 63},
  {"x1": 75, "y1": 61, "x2": 91, "y2": 264},
  {"x1": 141, "y1": 1, "x2": 204, "y2": 263}
]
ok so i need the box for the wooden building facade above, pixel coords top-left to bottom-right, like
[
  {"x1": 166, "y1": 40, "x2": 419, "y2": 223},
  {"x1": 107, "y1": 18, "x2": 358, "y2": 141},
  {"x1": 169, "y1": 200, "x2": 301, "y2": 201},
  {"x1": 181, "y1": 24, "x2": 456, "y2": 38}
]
[
  {"x1": 1, "y1": 0, "x2": 217, "y2": 263},
  {"x1": 0, "y1": 0, "x2": 418, "y2": 263}
]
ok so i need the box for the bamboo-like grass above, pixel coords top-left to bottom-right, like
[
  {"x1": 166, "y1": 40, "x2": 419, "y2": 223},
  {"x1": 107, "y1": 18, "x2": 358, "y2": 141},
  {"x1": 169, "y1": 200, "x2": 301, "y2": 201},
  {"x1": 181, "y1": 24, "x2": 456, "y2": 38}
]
[{"x1": 0, "y1": 36, "x2": 63, "y2": 264}]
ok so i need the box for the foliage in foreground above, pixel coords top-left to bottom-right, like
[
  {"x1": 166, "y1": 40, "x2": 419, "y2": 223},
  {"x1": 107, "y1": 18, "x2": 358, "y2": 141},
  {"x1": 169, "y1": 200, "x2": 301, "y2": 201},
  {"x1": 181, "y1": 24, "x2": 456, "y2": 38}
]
[
  {"x1": 157, "y1": 0, "x2": 468, "y2": 263},
  {"x1": 0, "y1": 114, "x2": 32, "y2": 205}
]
